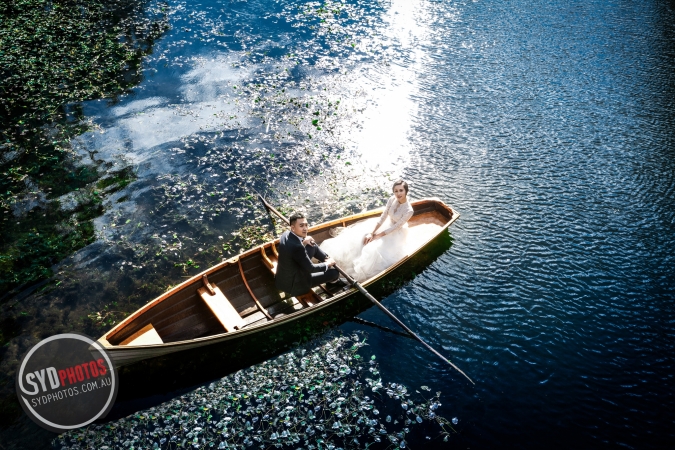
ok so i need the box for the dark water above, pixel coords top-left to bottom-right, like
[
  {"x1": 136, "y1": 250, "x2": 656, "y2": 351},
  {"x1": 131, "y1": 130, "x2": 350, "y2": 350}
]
[
  {"x1": 3, "y1": 0, "x2": 675, "y2": 448},
  {"x1": 379, "y1": 0, "x2": 675, "y2": 447}
]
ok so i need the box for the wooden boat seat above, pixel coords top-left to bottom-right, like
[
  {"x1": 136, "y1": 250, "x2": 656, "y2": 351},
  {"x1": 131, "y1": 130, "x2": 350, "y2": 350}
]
[
  {"x1": 198, "y1": 285, "x2": 246, "y2": 332},
  {"x1": 261, "y1": 247, "x2": 277, "y2": 274},
  {"x1": 120, "y1": 323, "x2": 163, "y2": 346},
  {"x1": 295, "y1": 290, "x2": 322, "y2": 307}
]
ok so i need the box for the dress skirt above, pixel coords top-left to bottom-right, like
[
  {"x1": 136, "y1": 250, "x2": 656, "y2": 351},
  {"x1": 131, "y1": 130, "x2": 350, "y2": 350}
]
[{"x1": 320, "y1": 217, "x2": 439, "y2": 282}]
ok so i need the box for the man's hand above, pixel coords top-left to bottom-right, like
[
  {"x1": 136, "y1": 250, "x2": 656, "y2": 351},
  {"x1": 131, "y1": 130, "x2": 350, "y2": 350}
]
[
  {"x1": 302, "y1": 236, "x2": 316, "y2": 247},
  {"x1": 325, "y1": 257, "x2": 336, "y2": 267}
]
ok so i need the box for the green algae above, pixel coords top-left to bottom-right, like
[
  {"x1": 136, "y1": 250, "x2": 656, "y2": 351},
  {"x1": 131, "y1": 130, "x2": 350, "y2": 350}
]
[
  {"x1": 0, "y1": 0, "x2": 168, "y2": 426},
  {"x1": 0, "y1": 214, "x2": 96, "y2": 294},
  {"x1": 0, "y1": 0, "x2": 168, "y2": 298},
  {"x1": 0, "y1": 0, "x2": 451, "y2": 443},
  {"x1": 97, "y1": 167, "x2": 138, "y2": 192}
]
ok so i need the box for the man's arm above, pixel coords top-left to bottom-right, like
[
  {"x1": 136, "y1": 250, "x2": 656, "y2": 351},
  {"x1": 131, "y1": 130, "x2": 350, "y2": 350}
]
[{"x1": 291, "y1": 242, "x2": 328, "y2": 273}]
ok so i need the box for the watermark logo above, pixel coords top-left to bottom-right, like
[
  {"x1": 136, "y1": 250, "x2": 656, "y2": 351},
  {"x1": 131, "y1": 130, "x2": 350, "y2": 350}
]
[{"x1": 16, "y1": 333, "x2": 118, "y2": 433}]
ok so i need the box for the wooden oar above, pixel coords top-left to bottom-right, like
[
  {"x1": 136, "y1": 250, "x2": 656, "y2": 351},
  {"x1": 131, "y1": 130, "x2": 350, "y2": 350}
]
[{"x1": 258, "y1": 195, "x2": 475, "y2": 385}]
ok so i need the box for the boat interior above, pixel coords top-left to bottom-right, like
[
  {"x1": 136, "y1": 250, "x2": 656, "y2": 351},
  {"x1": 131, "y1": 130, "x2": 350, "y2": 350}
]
[{"x1": 104, "y1": 200, "x2": 452, "y2": 347}]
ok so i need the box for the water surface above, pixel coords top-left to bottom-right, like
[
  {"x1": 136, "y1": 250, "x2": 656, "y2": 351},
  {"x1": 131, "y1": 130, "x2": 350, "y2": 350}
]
[{"x1": 2, "y1": 0, "x2": 675, "y2": 448}]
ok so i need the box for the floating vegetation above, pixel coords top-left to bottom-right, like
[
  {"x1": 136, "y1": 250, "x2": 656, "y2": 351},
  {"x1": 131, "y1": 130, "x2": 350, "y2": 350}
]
[
  {"x1": 0, "y1": 0, "x2": 398, "y2": 298},
  {"x1": 55, "y1": 333, "x2": 455, "y2": 449},
  {"x1": 87, "y1": 301, "x2": 128, "y2": 330},
  {"x1": 0, "y1": 0, "x2": 169, "y2": 208},
  {"x1": 0, "y1": 0, "x2": 169, "y2": 295},
  {"x1": 1, "y1": 0, "x2": 421, "y2": 441}
]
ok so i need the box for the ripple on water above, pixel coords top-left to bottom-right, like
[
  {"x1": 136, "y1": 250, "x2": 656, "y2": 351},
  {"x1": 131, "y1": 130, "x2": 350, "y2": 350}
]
[
  {"x1": 399, "y1": 0, "x2": 675, "y2": 444},
  {"x1": 4, "y1": 0, "x2": 675, "y2": 448}
]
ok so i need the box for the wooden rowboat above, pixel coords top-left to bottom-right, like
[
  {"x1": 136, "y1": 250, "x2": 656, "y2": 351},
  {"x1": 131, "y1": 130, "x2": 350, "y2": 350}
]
[{"x1": 98, "y1": 198, "x2": 459, "y2": 375}]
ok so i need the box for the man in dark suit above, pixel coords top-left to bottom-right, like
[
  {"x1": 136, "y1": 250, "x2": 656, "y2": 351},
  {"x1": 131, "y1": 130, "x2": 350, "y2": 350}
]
[{"x1": 275, "y1": 211, "x2": 341, "y2": 297}]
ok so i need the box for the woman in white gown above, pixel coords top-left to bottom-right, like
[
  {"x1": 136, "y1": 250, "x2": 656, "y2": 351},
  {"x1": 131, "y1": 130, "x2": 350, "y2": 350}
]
[{"x1": 320, "y1": 179, "x2": 418, "y2": 282}]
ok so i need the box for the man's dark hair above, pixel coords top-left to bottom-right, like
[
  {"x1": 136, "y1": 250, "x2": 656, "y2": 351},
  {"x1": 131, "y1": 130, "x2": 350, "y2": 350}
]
[
  {"x1": 392, "y1": 179, "x2": 409, "y2": 194},
  {"x1": 289, "y1": 211, "x2": 306, "y2": 226}
]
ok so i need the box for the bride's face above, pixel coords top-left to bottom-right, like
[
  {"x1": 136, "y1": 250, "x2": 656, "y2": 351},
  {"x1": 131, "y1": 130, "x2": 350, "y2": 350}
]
[{"x1": 393, "y1": 185, "x2": 407, "y2": 202}]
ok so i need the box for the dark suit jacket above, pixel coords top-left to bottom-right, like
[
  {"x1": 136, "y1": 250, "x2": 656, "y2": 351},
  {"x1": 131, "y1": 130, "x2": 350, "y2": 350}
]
[{"x1": 275, "y1": 231, "x2": 327, "y2": 296}]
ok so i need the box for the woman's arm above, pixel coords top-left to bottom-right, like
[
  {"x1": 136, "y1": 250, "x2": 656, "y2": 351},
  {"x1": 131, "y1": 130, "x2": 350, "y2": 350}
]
[
  {"x1": 364, "y1": 197, "x2": 393, "y2": 244},
  {"x1": 374, "y1": 208, "x2": 413, "y2": 237},
  {"x1": 371, "y1": 197, "x2": 393, "y2": 233}
]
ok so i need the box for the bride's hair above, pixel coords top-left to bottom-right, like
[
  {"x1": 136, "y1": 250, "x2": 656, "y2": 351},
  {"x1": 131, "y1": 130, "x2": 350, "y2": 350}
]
[{"x1": 392, "y1": 179, "x2": 408, "y2": 193}]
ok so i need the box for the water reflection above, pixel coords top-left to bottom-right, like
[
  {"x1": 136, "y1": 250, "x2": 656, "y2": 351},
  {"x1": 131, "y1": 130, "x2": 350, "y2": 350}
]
[
  {"x1": 4, "y1": 0, "x2": 673, "y2": 448},
  {"x1": 346, "y1": 64, "x2": 416, "y2": 172},
  {"x1": 77, "y1": 57, "x2": 249, "y2": 170},
  {"x1": 1, "y1": 0, "x2": 429, "y2": 447}
]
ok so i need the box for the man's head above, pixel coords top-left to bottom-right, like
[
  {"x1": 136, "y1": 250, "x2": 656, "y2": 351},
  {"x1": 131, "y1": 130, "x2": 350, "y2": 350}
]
[{"x1": 289, "y1": 211, "x2": 309, "y2": 238}]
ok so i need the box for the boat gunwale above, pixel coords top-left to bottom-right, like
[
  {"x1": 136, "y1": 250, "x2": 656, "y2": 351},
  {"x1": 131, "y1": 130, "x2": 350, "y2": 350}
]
[{"x1": 101, "y1": 198, "x2": 458, "y2": 352}]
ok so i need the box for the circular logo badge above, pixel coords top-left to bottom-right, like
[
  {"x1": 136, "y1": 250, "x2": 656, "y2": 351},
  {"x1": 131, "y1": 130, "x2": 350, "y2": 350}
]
[{"x1": 15, "y1": 333, "x2": 118, "y2": 433}]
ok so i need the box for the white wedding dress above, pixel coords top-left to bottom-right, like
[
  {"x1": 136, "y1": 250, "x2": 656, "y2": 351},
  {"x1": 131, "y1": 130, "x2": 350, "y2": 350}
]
[{"x1": 320, "y1": 197, "x2": 442, "y2": 282}]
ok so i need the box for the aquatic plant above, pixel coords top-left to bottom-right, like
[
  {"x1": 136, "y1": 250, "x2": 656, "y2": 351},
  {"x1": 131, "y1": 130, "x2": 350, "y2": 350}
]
[
  {"x1": 0, "y1": 0, "x2": 168, "y2": 205},
  {"x1": 0, "y1": 0, "x2": 423, "y2": 439},
  {"x1": 0, "y1": 0, "x2": 169, "y2": 296},
  {"x1": 55, "y1": 334, "x2": 455, "y2": 449}
]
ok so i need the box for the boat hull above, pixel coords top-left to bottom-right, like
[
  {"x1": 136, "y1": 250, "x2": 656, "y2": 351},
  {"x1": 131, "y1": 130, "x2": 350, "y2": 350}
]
[{"x1": 113, "y1": 228, "x2": 452, "y2": 400}]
